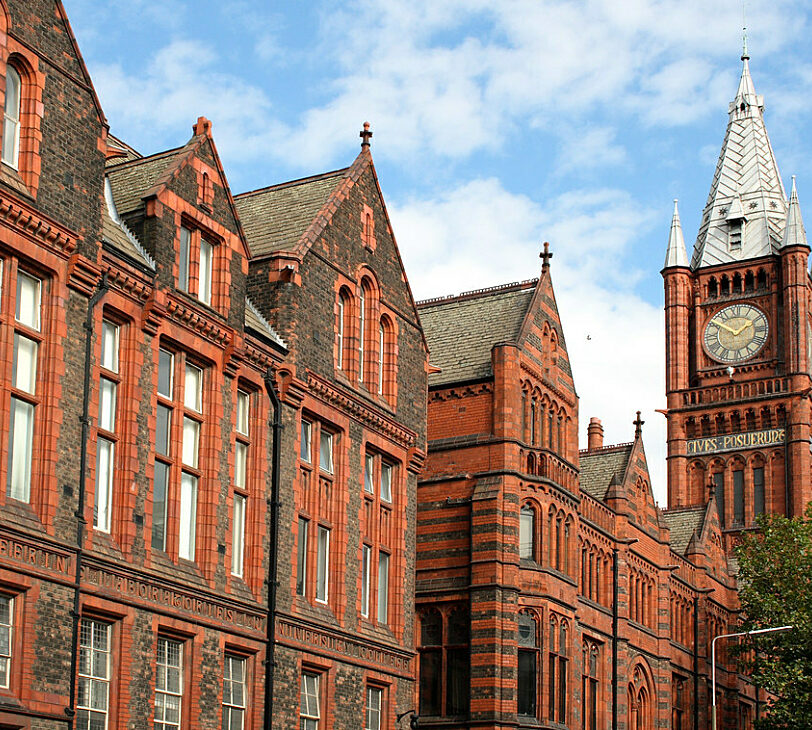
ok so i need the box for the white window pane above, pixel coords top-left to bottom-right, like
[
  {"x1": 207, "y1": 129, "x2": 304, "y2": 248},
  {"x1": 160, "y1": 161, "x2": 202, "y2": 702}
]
[
  {"x1": 300, "y1": 421, "x2": 311, "y2": 463},
  {"x1": 12, "y1": 333, "x2": 37, "y2": 394},
  {"x1": 2, "y1": 66, "x2": 20, "y2": 168},
  {"x1": 158, "y1": 349, "x2": 174, "y2": 398},
  {"x1": 319, "y1": 431, "x2": 333, "y2": 473},
  {"x1": 231, "y1": 495, "x2": 245, "y2": 577},
  {"x1": 94, "y1": 438, "x2": 114, "y2": 532},
  {"x1": 236, "y1": 391, "x2": 249, "y2": 435},
  {"x1": 377, "y1": 552, "x2": 389, "y2": 624},
  {"x1": 15, "y1": 271, "x2": 41, "y2": 331},
  {"x1": 234, "y1": 442, "x2": 247, "y2": 489},
  {"x1": 364, "y1": 454, "x2": 374, "y2": 494},
  {"x1": 179, "y1": 473, "x2": 197, "y2": 561},
  {"x1": 316, "y1": 527, "x2": 329, "y2": 603},
  {"x1": 380, "y1": 463, "x2": 392, "y2": 503},
  {"x1": 7, "y1": 397, "x2": 33, "y2": 502},
  {"x1": 182, "y1": 417, "x2": 199, "y2": 468},
  {"x1": 184, "y1": 363, "x2": 202, "y2": 412},
  {"x1": 101, "y1": 321, "x2": 119, "y2": 372},
  {"x1": 296, "y1": 518, "x2": 308, "y2": 597},
  {"x1": 361, "y1": 545, "x2": 370, "y2": 617},
  {"x1": 98, "y1": 377, "x2": 117, "y2": 432},
  {"x1": 199, "y1": 238, "x2": 213, "y2": 305},
  {"x1": 179, "y1": 227, "x2": 191, "y2": 292}
]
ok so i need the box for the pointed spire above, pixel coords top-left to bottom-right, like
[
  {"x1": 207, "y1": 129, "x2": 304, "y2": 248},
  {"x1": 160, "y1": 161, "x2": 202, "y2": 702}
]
[
  {"x1": 664, "y1": 199, "x2": 689, "y2": 268},
  {"x1": 781, "y1": 176, "x2": 808, "y2": 248},
  {"x1": 690, "y1": 54, "x2": 786, "y2": 269}
]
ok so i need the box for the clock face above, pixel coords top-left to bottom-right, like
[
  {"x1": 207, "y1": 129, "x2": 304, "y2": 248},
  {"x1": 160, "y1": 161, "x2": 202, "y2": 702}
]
[{"x1": 703, "y1": 304, "x2": 769, "y2": 364}]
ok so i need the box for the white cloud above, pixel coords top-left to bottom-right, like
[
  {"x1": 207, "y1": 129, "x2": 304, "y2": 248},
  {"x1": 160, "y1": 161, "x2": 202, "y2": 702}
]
[
  {"x1": 82, "y1": 0, "x2": 806, "y2": 172},
  {"x1": 390, "y1": 178, "x2": 668, "y2": 503}
]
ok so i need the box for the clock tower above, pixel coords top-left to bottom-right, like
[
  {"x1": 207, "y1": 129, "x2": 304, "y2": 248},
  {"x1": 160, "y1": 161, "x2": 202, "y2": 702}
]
[{"x1": 663, "y1": 50, "x2": 812, "y2": 540}]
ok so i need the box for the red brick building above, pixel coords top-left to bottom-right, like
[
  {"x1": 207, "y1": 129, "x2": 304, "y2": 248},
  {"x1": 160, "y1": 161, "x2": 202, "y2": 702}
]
[
  {"x1": 0, "y1": 1, "x2": 426, "y2": 729},
  {"x1": 414, "y1": 51, "x2": 807, "y2": 730}
]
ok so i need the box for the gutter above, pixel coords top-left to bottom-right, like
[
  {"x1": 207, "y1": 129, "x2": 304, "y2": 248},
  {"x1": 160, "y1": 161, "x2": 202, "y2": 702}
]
[
  {"x1": 263, "y1": 369, "x2": 283, "y2": 728},
  {"x1": 66, "y1": 274, "x2": 108, "y2": 728}
]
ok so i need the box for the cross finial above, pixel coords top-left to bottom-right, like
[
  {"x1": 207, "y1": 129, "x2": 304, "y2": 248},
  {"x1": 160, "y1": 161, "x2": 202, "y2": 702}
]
[
  {"x1": 360, "y1": 121, "x2": 372, "y2": 149},
  {"x1": 540, "y1": 241, "x2": 553, "y2": 272},
  {"x1": 633, "y1": 410, "x2": 645, "y2": 438}
]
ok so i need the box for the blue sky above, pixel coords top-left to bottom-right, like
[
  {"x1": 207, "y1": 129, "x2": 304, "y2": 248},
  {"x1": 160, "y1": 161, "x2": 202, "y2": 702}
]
[{"x1": 64, "y1": 0, "x2": 812, "y2": 503}]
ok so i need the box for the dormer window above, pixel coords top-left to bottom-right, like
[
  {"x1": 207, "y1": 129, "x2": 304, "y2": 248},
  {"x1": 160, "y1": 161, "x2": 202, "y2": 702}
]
[
  {"x1": 728, "y1": 219, "x2": 743, "y2": 251},
  {"x1": 178, "y1": 225, "x2": 214, "y2": 307},
  {"x1": 2, "y1": 66, "x2": 20, "y2": 169}
]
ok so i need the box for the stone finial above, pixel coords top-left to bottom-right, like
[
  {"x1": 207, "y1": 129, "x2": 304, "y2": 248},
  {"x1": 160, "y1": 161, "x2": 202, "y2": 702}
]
[
  {"x1": 360, "y1": 122, "x2": 372, "y2": 149},
  {"x1": 633, "y1": 411, "x2": 645, "y2": 438},
  {"x1": 193, "y1": 116, "x2": 212, "y2": 137},
  {"x1": 540, "y1": 241, "x2": 553, "y2": 272}
]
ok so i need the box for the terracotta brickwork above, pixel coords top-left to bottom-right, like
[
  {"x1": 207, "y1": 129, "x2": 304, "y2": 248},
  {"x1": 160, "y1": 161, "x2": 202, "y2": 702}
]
[{"x1": 416, "y1": 263, "x2": 758, "y2": 729}]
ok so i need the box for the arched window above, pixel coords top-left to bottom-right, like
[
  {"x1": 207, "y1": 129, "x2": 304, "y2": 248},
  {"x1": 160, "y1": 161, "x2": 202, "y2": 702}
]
[
  {"x1": 377, "y1": 316, "x2": 393, "y2": 397},
  {"x1": 519, "y1": 504, "x2": 536, "y2": 561},
  {"x1": 582, "y1": 640, "x2": 600, "y2": 730},
  {"x1": 336, "y1": 289, "x2": 351, "y2": 371},
  {"x1": 418, "y1": 609, "x2": 442, "y2": 716},
  {"x1": 708, "y1": 277, "x2": 718, "y2": 298},
  {"x1": 530, "y1": 399, "x2": 537, "y2": 444},
  {"x1": 358, "y1": 283, "x2": 367, "y2": 383},
  {"x1": 745, "y1": 271, "x2": 754, "y2": 291},
  {"x1": 517, "y1": 612, "x2": 539, "y2": 718},
  {"x1": 3, "y1": 65, "x2": 21, "y2": 168},
  {"x1": 720, "y1": 275, "x2": 730, "y2": 296},
  {"x1": 548, "y1": 618, "x2": 568, "y2": 723},
  {"x1": 757, "y1": 268, "x2": 767, "y2": 289}
]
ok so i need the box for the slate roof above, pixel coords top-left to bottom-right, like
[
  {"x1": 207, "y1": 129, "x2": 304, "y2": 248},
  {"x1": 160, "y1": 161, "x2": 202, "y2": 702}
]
[
  {"x1": 234, "y1": 170, "x2": 347, "y2": 257},
  {"x1": 417, "y1": 281, "x2": 536, "y2": 387},
  {"x1": 102, "y1": 177, "x2": 155, "y2": 269},
  {"x1": 105, "y1": 134, "x2": 142, "y2": 167},
  {"x1": 245, "y1": 297, "x2": 286, "y2": 349},
  {"x1": 661, "y1": 507, "x2": 705, "y2": 555},
  {"x1": 106, "y1": 146, "x2": 187, "y2": 215},
  {"x1": 578, "y1": 444, "x2": 632, "y2": 501}
]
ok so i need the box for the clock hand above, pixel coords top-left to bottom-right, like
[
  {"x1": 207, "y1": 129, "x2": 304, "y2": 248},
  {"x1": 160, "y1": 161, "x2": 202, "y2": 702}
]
[
  {"x1": 716, "y1": 321, "x2": 738, "y2": 335},
  {"x1": 733, "y1": 320, "x2": 754, "y2": 336}
]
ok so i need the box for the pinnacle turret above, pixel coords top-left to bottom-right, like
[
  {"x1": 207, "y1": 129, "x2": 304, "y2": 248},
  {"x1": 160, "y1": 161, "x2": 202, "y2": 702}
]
[
  {"x1": 664, "y1": 199, "x2": 689, "y2": 268},
  {"x1": 780, "y1": 176, "x2": 808, "y2": 249}
]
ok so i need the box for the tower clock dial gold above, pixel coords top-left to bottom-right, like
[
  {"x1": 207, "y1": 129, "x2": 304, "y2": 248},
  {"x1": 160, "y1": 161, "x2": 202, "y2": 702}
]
[{"x1": 703, "y1": 304, "x2": 769, "y2": 364}]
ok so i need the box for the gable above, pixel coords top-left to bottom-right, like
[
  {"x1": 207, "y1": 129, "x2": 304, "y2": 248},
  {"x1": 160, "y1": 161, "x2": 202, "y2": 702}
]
[
  {"x1": 579, "y1": 445, "x2": 632, "y2": 501},
  {"x1": 418, "y1": 282, "x2": 535, "y2": 387},
  {"x1": 235, "y1": 170, "x2": 347, "y2": 258}
]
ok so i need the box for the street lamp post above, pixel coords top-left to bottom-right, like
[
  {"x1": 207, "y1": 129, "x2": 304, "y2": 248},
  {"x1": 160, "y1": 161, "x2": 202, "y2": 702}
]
[{"x1": 710, "y1": 625, "x2": 793, "y2": 730}]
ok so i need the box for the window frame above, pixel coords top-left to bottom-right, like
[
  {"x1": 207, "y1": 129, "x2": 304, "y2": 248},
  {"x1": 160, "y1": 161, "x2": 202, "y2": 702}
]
[
  {"x1": 231, "y1": 388, "x2": 252, "y2": 578},
  {"x1": 77, "y1": 617, "x2": 112, "y2": 730},
  {"x1": 94, "y1": 318, "x2": 122, "y2": 534},
  {"x1": 223, "y1": 654, "x2": 247, "y2": 730},
  {"x1": 300, "y1": 671, "x2": 321, "y2": 730},
  {"x1": 177, "y1": 223, "x2": 217, "y2": 308},
  {"x1": 0, "y1": 595, "x2": 12, "y2": 689},
  {"x1": 7, "y1": 266, "x2": 43, "y2": 505},
  {"x1": 155, "y1": 636, "x2": 184, "y2": 730},
  {"x1": 315, "y1": 525, "x2": 330, "y2": 604},
  {"x1": 2, "y1": 64, "x2": 21, "y2": 169},
  {"x1": 365, "y1": 685, "x2": 384, "y2": 730}
]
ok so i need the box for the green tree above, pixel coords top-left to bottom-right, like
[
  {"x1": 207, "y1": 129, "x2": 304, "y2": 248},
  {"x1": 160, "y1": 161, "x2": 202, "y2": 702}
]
[{"x1": 735, "y1": 503, "x2": 812, "y2": 729}]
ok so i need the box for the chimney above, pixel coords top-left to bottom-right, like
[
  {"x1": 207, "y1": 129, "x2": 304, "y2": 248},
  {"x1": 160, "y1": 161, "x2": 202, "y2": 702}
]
[{"x1": 587, "y1": 417, "x2": 604, "y2": 451}]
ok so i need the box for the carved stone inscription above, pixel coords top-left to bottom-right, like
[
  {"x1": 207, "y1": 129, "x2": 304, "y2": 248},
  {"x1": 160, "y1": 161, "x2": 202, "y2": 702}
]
[
  {"x1": 278, "y1": 618, "x2": 412, "y2": 676},
  {"x1": 686, "y1": 428, "x2": 785, "y2": 456},
  {"x1": 82, "y1": 565, "x2": 265, "y2": 633}
]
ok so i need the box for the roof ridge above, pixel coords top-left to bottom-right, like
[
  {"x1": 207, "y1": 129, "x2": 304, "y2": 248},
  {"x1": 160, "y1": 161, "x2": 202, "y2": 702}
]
[
  {"x1": 106, "y1": 145, "x2": 185, "y2": 171},
  {"x1": 235, "y1": 168, "x2": 349, "y2": 199},
  {"x1": 579, "y1": 441, "x2": 634, "y2": 455},
  {"x1": 416, "y1": 278, "x2": 538, "y2": 307}
]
